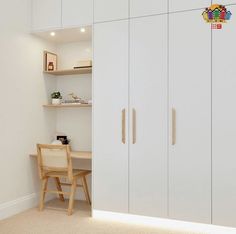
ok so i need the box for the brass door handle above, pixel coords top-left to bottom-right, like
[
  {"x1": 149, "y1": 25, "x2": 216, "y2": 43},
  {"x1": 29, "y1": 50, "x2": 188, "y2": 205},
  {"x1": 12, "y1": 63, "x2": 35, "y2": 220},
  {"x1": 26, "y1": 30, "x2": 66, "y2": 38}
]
[
  {"x1": 132, "y1": 109, "x2": 136, "y2": 144},
  {"x1": 172, "y1": 108, "x2": 176, "y2": 145},
  {"x1": 122, "y1": 109, "x2": 126, "y2": 144}
]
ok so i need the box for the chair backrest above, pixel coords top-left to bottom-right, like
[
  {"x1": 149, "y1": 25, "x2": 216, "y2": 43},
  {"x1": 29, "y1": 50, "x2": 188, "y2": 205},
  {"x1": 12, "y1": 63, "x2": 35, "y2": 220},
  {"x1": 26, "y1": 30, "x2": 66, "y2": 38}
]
[{"x1": 37, "y1": 144, "x2": 73, "y2": 180}]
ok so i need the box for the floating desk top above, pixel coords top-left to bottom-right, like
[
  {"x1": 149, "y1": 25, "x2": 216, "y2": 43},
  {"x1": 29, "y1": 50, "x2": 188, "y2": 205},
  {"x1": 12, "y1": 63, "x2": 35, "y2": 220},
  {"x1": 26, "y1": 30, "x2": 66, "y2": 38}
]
[{"x1": 30, "y1": 151, "x2": 92, "y2": 160}]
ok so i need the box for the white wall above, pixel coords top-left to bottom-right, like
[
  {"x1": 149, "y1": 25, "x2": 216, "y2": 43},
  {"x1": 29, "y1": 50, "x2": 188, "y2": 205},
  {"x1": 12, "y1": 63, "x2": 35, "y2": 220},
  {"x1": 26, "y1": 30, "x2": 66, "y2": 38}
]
[
  {"x1": 0, "y1": 0, "x2": 57, "y2": 219},
  {"x1": 55, "y1": 41, "x2": 92, "y2": 199},
  {"x1": 56, "y1": 41, "x2": 92, "y2": 152}
]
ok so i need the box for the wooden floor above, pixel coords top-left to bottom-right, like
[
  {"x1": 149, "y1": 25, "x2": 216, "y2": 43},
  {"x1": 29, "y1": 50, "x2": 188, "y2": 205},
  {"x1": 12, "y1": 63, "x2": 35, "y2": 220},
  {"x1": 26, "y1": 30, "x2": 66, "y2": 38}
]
[{"x1": 0, "y1": 199, "x2": 204, "y2": 234}]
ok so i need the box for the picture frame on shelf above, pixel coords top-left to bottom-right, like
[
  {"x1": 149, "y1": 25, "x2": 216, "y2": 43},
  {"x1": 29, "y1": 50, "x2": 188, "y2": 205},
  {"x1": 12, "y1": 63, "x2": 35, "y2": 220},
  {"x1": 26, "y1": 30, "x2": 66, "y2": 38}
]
[{"x1": 44, "y1": 51, "x2": 57, "y2": 72}]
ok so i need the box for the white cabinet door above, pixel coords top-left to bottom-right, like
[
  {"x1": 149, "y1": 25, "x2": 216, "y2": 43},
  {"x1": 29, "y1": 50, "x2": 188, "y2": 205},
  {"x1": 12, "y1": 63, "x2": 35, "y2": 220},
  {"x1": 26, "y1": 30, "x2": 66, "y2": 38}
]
[
  {"x1": 94, "y1": 0, "x2": 128, "y2": 23},
  {"x1": 212, "y1": 5, "x2": 236, "y2": 228},
  {"x1": 62, "y1": 0, "x2": 93, "y2": 27},
  {"x1": 31, "y1": 0, "x2": 61, "y2": 31},
  {"x1": 129, "y1": 15, "x2": 168, "y2": 218},
  {"x1": 212, "y1": 1, "x2": 236, "y2": 4},
  {"x1": 169, "y1": 10, "x2": 211, "y2": 223},
  {"x1": 169, "y1": 1, "x2": 210, "y2": 12},
  {"x1": 130, "y1": 0, "x2": 168, "y2": 17},
  {"x1": 93, "y1": 20, "x2": 129, "y2": 213}
]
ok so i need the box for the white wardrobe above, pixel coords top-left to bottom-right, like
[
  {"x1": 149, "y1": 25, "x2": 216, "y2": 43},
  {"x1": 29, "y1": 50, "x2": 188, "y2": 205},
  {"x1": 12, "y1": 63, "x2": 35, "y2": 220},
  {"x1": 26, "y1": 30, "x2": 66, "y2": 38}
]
[
  {"x1": 212, "y1": 4, "x2": 236, "y2": 227},
  {"x1": 93, "y1": 0, "x2": 236, "y2": 228}
]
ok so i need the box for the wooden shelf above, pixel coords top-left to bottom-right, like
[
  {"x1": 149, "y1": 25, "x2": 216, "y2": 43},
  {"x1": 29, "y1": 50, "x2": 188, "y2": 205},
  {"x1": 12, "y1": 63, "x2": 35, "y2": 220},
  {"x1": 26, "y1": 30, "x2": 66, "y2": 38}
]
[
  {"x1": 43, "y1": 104, "x2": 92, "y2": 108},
  {"x1": 44, "y1": 67, "x2": 92, "y2": 76}
]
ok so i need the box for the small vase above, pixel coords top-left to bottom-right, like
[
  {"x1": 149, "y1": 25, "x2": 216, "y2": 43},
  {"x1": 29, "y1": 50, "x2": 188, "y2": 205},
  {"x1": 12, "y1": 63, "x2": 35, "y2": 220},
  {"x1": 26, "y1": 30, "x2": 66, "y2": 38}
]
[{"x1": 52, "y1": 99, "x2": 61, "y2": 105}]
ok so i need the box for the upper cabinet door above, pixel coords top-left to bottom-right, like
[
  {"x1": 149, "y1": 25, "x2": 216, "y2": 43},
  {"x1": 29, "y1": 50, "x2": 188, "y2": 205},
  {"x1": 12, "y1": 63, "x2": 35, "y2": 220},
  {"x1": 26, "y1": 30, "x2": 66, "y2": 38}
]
[
  {"x1": 129, "y1": 15, "x2": 168, "y2": 218},
  {"x1": 169, "y1": 10, "x2": 211, "y2": 223},
  {"x1": 93, "y1": 20, "x2": 129, "y2": 213},
  {"x1": 212, "y1": 0, "x2": 236, "y2": 4},
  {"x1": 212, "y1": 5, "x2": 236, "y2": 228},
  {"x1": 31, "y1": 0, "x2": 61, "y2": 31},
  {"x1": 62, "y1": 0, "x2": 93, "y2": 27},
  {"x1": 169, "y1": 0, "x2": 210, "y2": 12},
  {"x1": 130, "y1": 0, "x2": 168, "y2": 17},
  {"x1": 94, "y1": 0, "x2": 128, "y2": 23}
]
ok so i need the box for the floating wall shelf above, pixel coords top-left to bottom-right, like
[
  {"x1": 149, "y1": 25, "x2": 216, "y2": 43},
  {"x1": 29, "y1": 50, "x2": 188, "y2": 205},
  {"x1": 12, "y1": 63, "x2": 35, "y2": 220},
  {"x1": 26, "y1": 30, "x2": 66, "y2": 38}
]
[
  {"x1": 44, "y1": 67, "x2": 92, "y2": 76},
  {"x1": 43, "y1": 104, "x2": 92, "y2": 108}
]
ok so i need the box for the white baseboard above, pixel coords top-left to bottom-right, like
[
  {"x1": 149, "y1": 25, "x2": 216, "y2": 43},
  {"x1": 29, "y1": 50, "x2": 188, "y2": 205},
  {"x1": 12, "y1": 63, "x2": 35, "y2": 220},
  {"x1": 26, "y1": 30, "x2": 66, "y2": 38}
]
[{"x1": 0, "y1": 193, "x2": 55, "y2": 221}]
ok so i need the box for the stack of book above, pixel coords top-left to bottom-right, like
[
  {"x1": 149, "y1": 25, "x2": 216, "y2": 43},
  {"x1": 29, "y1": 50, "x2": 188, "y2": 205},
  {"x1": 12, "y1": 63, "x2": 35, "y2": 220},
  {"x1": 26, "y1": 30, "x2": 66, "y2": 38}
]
[{"x1": 62, "y1": 99, "x2": 88, "y2": 104}]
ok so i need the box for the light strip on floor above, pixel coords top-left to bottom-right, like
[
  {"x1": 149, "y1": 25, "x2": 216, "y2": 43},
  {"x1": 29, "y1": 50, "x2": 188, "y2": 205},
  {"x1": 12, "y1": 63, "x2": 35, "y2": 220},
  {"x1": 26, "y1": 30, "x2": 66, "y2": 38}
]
[{"x1": 93, "y1": 210, "x2": 236, "y2": 234}]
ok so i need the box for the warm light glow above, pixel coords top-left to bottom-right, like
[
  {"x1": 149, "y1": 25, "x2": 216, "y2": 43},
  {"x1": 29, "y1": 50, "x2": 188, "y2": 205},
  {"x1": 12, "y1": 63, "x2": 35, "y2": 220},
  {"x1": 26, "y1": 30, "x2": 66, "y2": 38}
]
[
  {"x1": 80, "y1": 27, "x2": 86, "y2": 33},
  {"x1": 50, "y1": 32, "x2": 55, "y2": 36},
  {"x1": 93, "y1": 210, "x2": 236, "y2": 234}
]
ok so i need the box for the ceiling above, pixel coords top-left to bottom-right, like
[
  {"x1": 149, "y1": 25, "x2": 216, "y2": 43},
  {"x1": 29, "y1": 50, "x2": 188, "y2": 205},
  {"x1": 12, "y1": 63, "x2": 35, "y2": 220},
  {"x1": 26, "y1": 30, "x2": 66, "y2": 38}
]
[{"x1": 33, "y1": 26, "x2": 92, "y2": 44}]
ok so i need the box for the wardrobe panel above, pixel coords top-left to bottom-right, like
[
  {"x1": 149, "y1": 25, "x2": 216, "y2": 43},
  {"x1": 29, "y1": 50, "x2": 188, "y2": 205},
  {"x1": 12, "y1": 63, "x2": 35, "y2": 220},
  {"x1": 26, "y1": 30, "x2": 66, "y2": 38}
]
[
  {"x1": 62, "y1": 0, "x2": 93, "y2": 27},
  {"x1": 129, "y1": 15, "x2": 168, "y2": 218},
  {"x1": 169, "y1": 1, "x2": 210, "y2": 12},
  {"x1": 94, "y1": 0, "x2": 129, "y2": 23},
  {"x1": 212, "y1": 5, "x2": 236, "y2": 227},
  {"x1": 93, "y1": 20, "x2": 129, "y2": 213},
  {"x1": 130, "y1": 0, "x2": 168, "y2": 17},
  {"x1": 31, "y1": 0, "x2": 61, "y2": 31},
  {"x1": 212, "y1": 1, "x2": 236, "y2": 4},
  {"x1": 169, "y1": 10, "x2": 211, "y2": 223}
]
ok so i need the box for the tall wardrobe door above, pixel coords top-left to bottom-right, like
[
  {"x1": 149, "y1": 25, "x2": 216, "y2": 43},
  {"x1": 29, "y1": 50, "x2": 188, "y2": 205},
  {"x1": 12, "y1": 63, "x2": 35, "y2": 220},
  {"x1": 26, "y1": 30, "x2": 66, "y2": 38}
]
[
  {"x1": 169, "y1": 10, "x2": 211, "y2": 223},
  {"x1": 129, "y1": 15, "x2": 168, "y2": 217},
  {"x1": 93, "y1": 20, "x2": 129, "y2": 213},
  {"x1": 212, "y1": 5, "x2": 236, "y2": 227}
]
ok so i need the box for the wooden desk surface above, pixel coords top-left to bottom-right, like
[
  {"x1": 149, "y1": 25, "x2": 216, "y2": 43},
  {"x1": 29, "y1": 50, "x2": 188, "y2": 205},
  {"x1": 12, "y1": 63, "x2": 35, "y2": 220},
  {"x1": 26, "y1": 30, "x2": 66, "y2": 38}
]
[{"x1": 30, "y1": 151, "x2": 92, "y2": 160}]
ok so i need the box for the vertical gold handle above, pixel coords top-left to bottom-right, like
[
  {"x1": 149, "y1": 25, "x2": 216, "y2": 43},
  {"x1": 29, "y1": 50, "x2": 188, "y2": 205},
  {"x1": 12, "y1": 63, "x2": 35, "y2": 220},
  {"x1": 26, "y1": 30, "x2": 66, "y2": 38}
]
[
  {"x1": 132, "y1": 109, "x2": 136, "y2": 144},
  {"x1": 172, "y1": 108, "x2": 176, "y2": 145},
  {"x1": 122, "y1": 109, "x2": 126, "y2": 144}
]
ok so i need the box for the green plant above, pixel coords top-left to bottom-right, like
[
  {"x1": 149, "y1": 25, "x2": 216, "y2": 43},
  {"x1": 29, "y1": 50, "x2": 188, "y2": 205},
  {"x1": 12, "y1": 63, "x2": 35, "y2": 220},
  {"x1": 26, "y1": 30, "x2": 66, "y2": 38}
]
[{"x1": 51, "y1": 91, "x2": 62, "y2": 99}]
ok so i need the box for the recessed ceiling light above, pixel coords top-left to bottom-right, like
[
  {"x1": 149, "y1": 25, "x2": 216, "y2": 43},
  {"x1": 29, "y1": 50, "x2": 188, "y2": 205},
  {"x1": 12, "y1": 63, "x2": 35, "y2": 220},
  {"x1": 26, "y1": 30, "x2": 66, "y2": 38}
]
[
  {"x1": 80, "y1": 28, "x2": 86, "y2": 33},
  {"x1": 50, "y1": 32, "x2": 55, "y2": 36}
]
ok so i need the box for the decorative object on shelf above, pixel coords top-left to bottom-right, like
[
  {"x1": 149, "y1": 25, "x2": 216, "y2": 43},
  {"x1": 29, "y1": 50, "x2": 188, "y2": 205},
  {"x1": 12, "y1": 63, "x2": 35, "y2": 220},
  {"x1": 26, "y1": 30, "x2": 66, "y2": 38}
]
[
  {"x1": 44, "y1": 51, "x2": 57, "y2": 72},
  {"x1": 74, "y1": 60, "x2": 92, "y2": 69},
  {"x1": 69, "y1": 93, "x2": 80, "y2": 100},
  {"x1": 61, "y1": 93, "x2": 89, "y2": 105},
  {"x1": 57, "y1": 135, "x2": 70, "y2": 145},
  {"x1": 51, "y1": 91, "x2": 62, "y2": 105},
  {"x1": 48, "y1": 62, "x2": 54, "y2": 71}
]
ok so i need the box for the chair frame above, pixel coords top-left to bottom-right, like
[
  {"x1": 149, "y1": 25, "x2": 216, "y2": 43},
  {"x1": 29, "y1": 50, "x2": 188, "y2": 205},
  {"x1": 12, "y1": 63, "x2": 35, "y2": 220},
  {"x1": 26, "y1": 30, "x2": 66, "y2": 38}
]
[{"x1": 37, "y1": 144, "x2": 91, "y2": 215}]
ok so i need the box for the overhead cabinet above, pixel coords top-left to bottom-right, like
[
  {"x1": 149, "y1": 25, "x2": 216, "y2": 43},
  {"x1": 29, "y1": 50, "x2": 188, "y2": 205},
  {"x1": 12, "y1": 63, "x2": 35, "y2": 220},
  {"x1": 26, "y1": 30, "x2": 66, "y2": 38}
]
[
  {"x1": 93, "y1": 0, "x2": 129, "y2": 23},
  {"x1": 31, "y1": 0, "x2": 61, "y2": 31},
  {"x1": 130, "y1": 0, "x2": 168, "y2": 17},
  {"x1": 62, "y1": 0, "x2": 93, "y2": 28},
  {"x1": 212, "y1": 0, "x2": 236, "y2": 4},
  {"x1": 31, "y1": 0, "x2": 93, "y2": 31},
  {"x1": 169, "y1": 0, "x2": 211, "y2": 12}
]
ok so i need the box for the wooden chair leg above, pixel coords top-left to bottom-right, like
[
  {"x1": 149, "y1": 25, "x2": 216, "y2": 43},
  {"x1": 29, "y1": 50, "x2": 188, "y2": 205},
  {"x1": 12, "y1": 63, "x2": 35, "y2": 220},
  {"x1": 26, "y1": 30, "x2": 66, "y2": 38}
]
[
  {"x1": 81, "y1": 176, "x2": 91, "y2": 205},
  {"x1": 39, "y1": 178, "x2": 48, "y2": 211},
  {"x1": 54, "y1": 177, "x2": 65, "y2": 202},
  {"x1": 68, "y1": 178, "x2": 77, "y2": 216}
]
